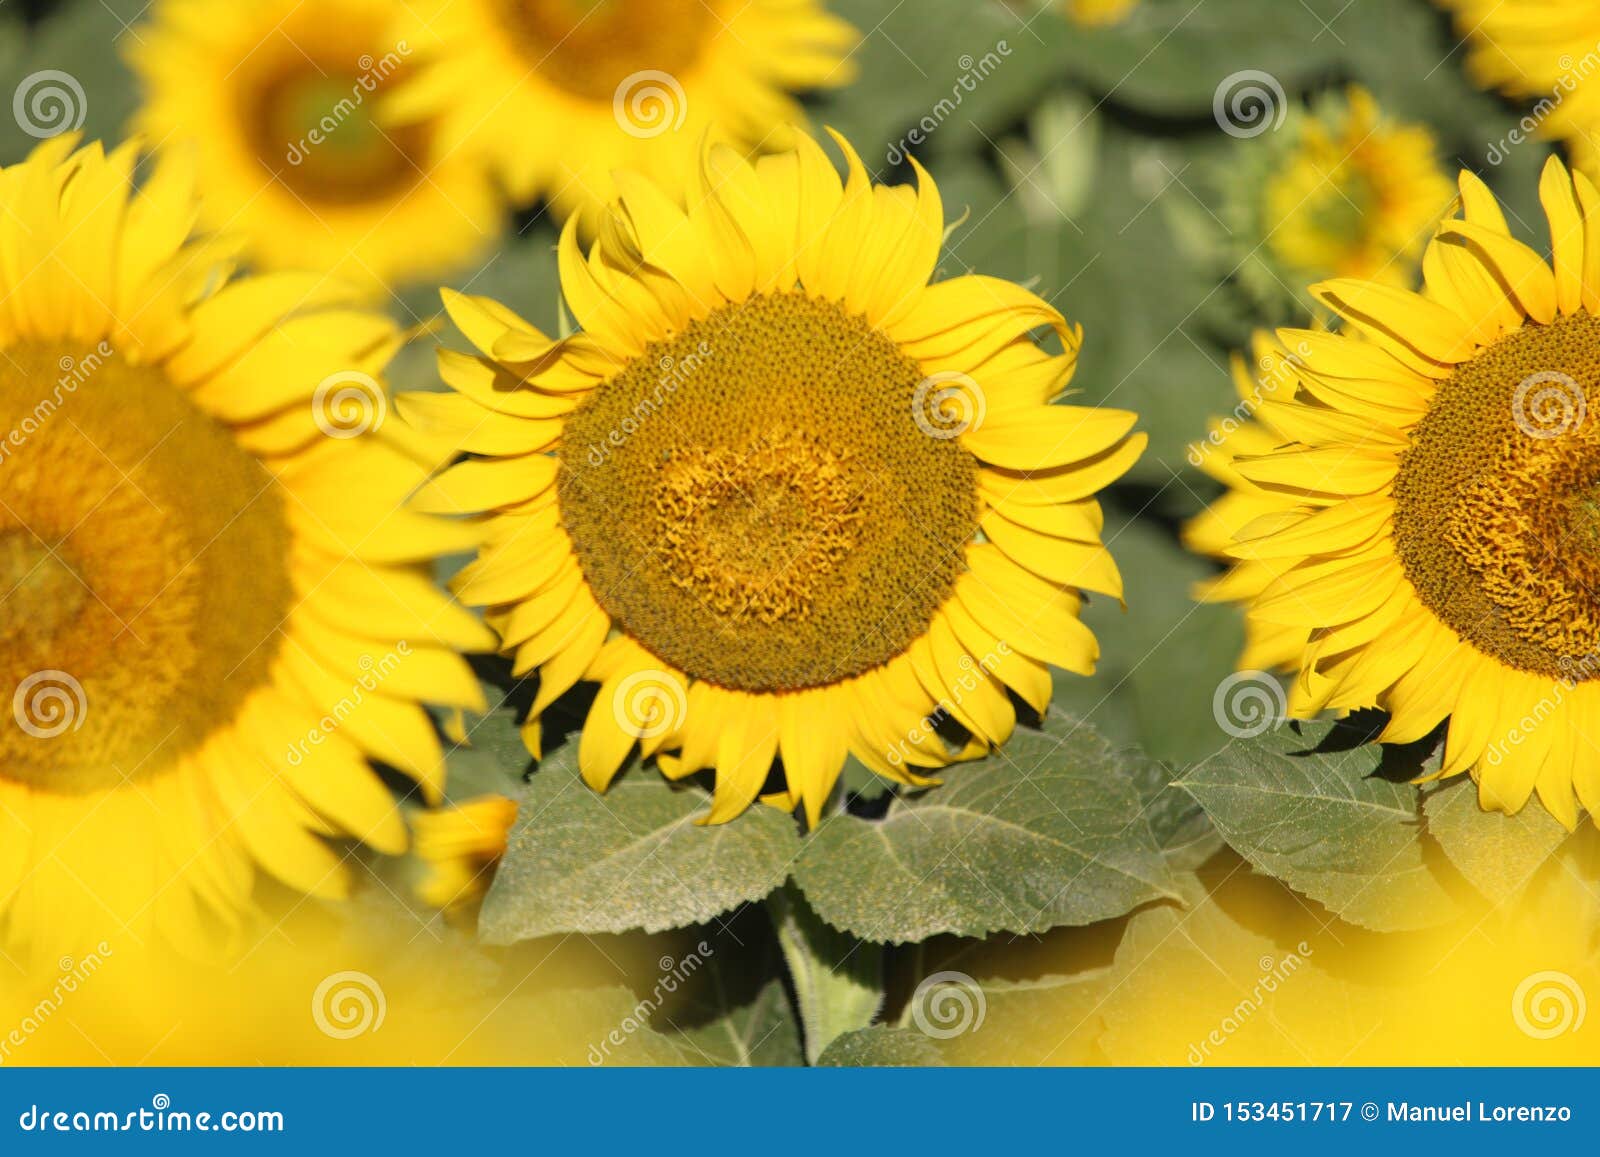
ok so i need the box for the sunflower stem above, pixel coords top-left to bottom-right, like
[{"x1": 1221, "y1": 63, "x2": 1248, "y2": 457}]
[{"x1": 770, "y1": 886, "x2": 883, "y2": 1065}]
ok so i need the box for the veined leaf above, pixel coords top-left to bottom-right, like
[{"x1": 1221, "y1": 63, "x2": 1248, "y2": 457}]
[
  {"x1": 792, "y1": 712, "x2": 1179, "y2": 943},
  {"x1": 1177, "y1": 721, "x2": 1459, "y2": 931},
  {"x1": 480, "y1": 747, "x2": 802, "y2": 943}
]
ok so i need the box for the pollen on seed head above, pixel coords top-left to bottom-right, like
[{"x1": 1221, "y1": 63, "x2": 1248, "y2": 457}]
[
  {"x1": 0, "y1": 343, "x2": 294, "y2": 791},
  {"x1": 1393, "y1": 310, "x2": 1600, "y2": 677},
  {"x1": 556, "y1": 291, "x2": 981, "y2": 692}
]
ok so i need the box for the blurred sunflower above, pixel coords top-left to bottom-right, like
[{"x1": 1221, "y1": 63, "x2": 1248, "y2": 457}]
[
  {"x1": 406, "y1": 131, "x2": 1143, "y2": 826},
  {"x1": 413, "y1": 796, "x2": 518, "y2": 910},
  {"x1": 389, "y1": 0, "x2": 858, "y2": 232},
  {"x1": 127, "y1": 0, "x2": 501, "y2": 292},
  {"x1": 1439, "y1": 0, "x2": 1600, "y2": 175},
  {"x1": 0, "y1": 138, "x2": 492, "y2": 957},
  {"x1": 1189, "y1": 156, "x2": 1600, "y2": 829},
  {"x1": 1064, "y1": 0, "x2": 1139, "y2": 25},
  {"x1": 1221, "y1": 87, "x2": 1451, "y2": 316}
]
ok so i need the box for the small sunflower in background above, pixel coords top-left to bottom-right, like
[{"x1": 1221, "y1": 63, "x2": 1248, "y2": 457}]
[
  {"x1": 1211, "y1": 86, "x2": 1452, "y2": 320},
  {"x1": 1439, "y1": 0, "x2": 1600, "y2": 175},
  {"x1": 1063, "y1": 0, "x2": 1139, "y2": 26},
  {"x1": 406, "y1": 131, "x2": 1144, "y2": 826},
  {"x1": 389, "y1": 0, "x2": 858, "y2": 233},
  {"x1": 1189, "y1": 155, "x2": 1600, "y2": 829},
  {"x1": 0, "y1": 137, "x2": 492, "y2": 959},
  {"x1": 127, "y1": 0, "x2": 502, "y2": 293}
]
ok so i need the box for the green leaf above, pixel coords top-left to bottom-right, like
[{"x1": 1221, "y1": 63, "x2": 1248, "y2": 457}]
[
  {"x1": 665, "y1": 975, "x2": 803, "y2": 1068},
  {"x1": 951, "y1": 123, "x2": 1240, "y2": 484},
  {"x1": 921, "y1": 970, "x2": 1109, "y2": 1066},
  {"x1": 0, "y1": 0, "x2": 138, "y2": 167},
  {"x1": 479, "y1": 748, "x2": 802, "y2": 943},
  {"x1": 1424, "y1": 779, "x2": 1569, "y2": 905},
  {"x1": 1177, "y1": 721, "x2": 1460, "y2": 931},
  {"x1": 440, "y1": 706, "x2": 534, "y2": 803},
  {"x1": 792, "y1": 712, "x2": 1179, "y2": 943},
  {"x1": 1064, "y1": 508, "x2": 1246, "y2": 768},
  {"x1": 771, "y1": 888, "x2": 882, "y2": 1064},
  {"x1": 816, "y1": 1025, "x2": 945, "y2": 1067},
  {"x1": 1044, "y1": 0, "x2": 1344, "y2": 116}
]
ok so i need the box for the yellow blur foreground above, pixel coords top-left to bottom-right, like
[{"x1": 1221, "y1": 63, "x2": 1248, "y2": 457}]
[{"x1": 3, "y1": 838, "x2": 1594, "y2": 1067}]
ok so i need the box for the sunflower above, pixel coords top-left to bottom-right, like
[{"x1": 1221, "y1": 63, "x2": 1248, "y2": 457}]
[
  {"x1": 1063, "y1": 0, "x2": 1139, "y2": 26},
  {"x1": 406, "y1": 131, "x2": 1144, "y2": 825},
  {"x1": 388, "y1": 0, "x2": 858, "y2": 232},
  {"x1": 412, "y1": 795, "x2": 518, "y2": 910},
  {"x1": 1189, "y1": 155, "x2": 1600, "y2": 829},
  {"x1": 127, "y1": 0, "x2": 501, "y2": 292},
  {"x1": 0, "y1": 137, "x2": 492, "y2": 958},
  {"x1": 1439, "y1": 0, "x2": 1600, "y2": 174},
  {"x1": 1219, "y1": 87, "x2": 1451, "y2": 317}
]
